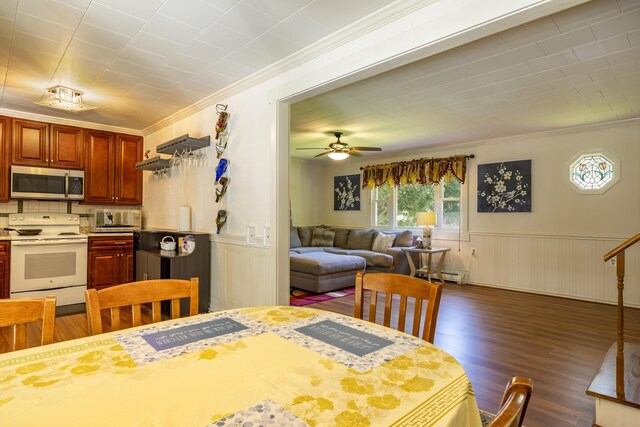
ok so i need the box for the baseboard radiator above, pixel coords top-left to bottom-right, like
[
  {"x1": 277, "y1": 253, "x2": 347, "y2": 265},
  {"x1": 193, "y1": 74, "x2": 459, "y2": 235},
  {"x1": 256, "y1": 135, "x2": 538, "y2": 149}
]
[{"x1": 440, "y1": 269, "x2": 467, "y2": 284}]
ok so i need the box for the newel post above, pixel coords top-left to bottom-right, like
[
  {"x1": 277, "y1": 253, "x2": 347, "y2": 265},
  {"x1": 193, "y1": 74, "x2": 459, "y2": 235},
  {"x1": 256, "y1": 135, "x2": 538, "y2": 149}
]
[{"x1": 615, "y1": 251, "x2": 625, "y2": 397}]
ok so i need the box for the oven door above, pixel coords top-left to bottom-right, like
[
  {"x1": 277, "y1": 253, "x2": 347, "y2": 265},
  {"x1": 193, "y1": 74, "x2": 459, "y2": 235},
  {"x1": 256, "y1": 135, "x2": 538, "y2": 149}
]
[{"x1": 10, "y1": 239, "x2": 88, "y2": 305}]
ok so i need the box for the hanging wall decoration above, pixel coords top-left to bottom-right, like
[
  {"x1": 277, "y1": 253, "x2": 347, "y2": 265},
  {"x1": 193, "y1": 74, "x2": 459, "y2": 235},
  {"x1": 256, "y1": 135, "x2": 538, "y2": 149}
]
[
  {"x1": 216, "y1": 210, "x2": 227, "y2": 234},
  {"x1": 215, "y1": 158, "x2": 228, "y2": 184},
  {"x1": 216, "y1": 177, "x2": 229, "y2": 202},
  {"x1": 477, "y1": 160, "x2": 531, "y2": 212},
  {"x1": 334, "y1": 174, "x2": 361, "y2": 211}
]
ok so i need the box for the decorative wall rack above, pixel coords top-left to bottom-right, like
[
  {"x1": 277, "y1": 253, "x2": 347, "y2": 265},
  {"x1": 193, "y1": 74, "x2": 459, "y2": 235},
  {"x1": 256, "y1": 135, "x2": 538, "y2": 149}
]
[{"x1": 136, "y1": 134, "x2": 211, "y2": 171}]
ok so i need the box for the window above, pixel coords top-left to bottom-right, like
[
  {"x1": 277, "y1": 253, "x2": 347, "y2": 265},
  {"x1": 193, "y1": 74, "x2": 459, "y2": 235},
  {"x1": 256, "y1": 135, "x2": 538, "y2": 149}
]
[
  {"x1": 569, "y1": 151, "x2": 619, "y2": 194},
  {"x1": 373, "y1": 180, "x2": 463, "y2": 233}
]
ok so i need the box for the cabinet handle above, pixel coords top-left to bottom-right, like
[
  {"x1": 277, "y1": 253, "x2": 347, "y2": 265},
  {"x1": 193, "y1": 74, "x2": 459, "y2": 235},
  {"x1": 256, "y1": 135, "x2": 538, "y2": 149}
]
[{"x1": 114, "y1": 242, "x2": 127, "y2": 245}]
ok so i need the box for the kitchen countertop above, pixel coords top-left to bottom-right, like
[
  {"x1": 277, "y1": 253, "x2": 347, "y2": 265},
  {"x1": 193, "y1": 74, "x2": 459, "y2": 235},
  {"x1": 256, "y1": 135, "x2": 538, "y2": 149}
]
[
  {"x1": 0, "y1": 234, "x2": 10, "y2": 241},
  {"x1": 85, "y1": 232, "x2": 135, "y2": 237}
]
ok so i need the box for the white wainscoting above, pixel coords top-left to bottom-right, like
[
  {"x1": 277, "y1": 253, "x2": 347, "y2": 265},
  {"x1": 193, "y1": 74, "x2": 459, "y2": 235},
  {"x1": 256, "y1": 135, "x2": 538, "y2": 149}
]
[
  {"x1": 432, "y1": 232, "x2": 640, "y2": 308},
  {"x1": 209, "y1": 235, "x2": 274, "y2": 312}
]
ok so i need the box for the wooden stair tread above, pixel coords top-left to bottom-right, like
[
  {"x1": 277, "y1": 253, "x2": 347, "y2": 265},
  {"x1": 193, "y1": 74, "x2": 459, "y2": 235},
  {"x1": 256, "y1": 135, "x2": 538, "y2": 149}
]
[{"x1": 587, "y1": 341, "x2": 640, "y2": 409}]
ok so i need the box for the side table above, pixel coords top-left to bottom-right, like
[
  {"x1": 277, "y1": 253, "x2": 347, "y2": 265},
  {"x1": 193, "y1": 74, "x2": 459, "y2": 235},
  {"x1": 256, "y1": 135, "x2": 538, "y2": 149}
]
[{"x1": 402, "y1": 247, "x2": 451, "y2": 283}]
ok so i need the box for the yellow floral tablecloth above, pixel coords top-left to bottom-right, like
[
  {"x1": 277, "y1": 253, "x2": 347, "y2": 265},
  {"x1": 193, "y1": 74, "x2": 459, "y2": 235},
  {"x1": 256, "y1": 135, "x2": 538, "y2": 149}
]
[{"x1": 0, "y1": 306, "x2": 482, "y2": 426}]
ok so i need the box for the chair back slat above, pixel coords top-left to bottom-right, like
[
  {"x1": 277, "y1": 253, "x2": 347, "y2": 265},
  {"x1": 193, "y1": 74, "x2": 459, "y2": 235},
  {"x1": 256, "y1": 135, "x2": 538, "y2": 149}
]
[
  {"x1": 368, "y1": 290, "x2": 378, "y2": 323},
  {"x1": 111, "y1": 307, "x2": 121, "y2": 331},
  {"x1": 0, "y1": 296, "x2": 57, "y2": 352},
  {"x1": 398, "y1": 295, "x2": 408, "y2": 332},
  {"x1": 85, "y1": 278, "x2": 199, "y2": 335},
  {"x1": 489, "y1": 376, "x2": 533, "y2": 427},
  {"x1": 354, "y1": 272, "x2": 442, "y2": 344},
  {"x1": 171, "y1": 299, "x2": 181, "y2": 319},
  {"x1": 132, "y1": 304, "x2": 142, "y2": 327}
]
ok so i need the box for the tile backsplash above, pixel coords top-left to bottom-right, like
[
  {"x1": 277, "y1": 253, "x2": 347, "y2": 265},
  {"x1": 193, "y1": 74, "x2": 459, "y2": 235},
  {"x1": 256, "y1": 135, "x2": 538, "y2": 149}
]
[{"x1": 0, "y1": 201, "x2": 141, "y2": 229}]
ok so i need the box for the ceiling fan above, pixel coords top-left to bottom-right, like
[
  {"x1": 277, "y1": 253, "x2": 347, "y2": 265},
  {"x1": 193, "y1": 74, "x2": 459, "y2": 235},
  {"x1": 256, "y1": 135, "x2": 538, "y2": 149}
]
[{"x1": 297, "y1": 132, "x2": 382, "y2": 160}]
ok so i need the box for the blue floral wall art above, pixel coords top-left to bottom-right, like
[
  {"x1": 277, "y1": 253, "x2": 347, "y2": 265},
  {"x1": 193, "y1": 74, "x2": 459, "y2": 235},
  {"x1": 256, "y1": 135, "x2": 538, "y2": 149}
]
[
  {"x1": 477, "y1": 160, "x2": 531, "y2": 213},
  {"x1": 334, "y1": 174, "x2": 361, "y2": 211}
]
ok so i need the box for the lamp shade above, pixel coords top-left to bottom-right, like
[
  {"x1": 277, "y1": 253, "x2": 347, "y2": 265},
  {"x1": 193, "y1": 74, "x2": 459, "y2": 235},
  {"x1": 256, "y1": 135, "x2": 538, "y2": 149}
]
[
  {"x1": 416, "y1": 211, "x2": 436, "y2": 227},
  {"x1": 328, "y1": 151, "x2": 349, "y2": 160}
]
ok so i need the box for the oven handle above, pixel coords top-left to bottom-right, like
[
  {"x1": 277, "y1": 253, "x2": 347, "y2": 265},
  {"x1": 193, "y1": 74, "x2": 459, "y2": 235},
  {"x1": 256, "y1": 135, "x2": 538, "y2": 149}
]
[{"x1": 11, "y1": 240, "x2": 88, "y2": 246}]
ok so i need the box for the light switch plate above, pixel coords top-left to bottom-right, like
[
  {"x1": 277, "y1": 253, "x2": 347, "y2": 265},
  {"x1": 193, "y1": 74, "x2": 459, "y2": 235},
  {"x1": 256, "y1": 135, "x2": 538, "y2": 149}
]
[
  {"x1": 263, "y1": 226, "x2": 270, "y2": 246},
  {"x1": 247, "y1": 226, "x2": 255, "y2": 245}
]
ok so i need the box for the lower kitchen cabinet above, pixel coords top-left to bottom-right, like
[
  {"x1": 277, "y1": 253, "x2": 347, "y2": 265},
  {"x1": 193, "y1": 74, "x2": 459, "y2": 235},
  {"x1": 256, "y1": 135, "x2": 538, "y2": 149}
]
[
  {"x1": 0, "y1": 241, "x2": 9, "y2": 299},
  {"x1": 88, "y1": 236, "x2": 133, "y2": 290}
]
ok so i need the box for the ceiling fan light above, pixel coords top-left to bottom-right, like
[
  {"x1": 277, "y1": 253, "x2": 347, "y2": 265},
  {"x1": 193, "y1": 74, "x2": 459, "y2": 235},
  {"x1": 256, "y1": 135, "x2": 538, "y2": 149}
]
[{"x1": 328, "y1": 152, "x2": 349, "y2": 160}]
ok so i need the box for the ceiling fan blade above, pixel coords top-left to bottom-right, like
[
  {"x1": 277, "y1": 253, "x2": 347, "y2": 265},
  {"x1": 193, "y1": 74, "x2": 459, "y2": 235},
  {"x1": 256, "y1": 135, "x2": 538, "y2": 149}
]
[
  {"x1": 297, "y1": 147, "x2": 327, "y2": 150},
  {"x1": 314, "y1": 150, "x2": 333, "y2": 158},
  {"x1": 348, "y1": 151, "x2": 363, "y2": 157},
  {"x1": 351, "y1": 146, "x2": 382, "y2": 151}
]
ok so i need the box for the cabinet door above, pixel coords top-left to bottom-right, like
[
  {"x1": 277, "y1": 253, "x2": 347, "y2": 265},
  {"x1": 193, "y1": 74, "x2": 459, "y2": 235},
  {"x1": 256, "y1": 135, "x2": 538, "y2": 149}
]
[
  {"x1": 122, "y1": 250, "x2": 134, "y2": 284},
  {"x1": 0, "y1": 117, "x2": 9, "y2": 202},
  {"x1": 50, "y1": 125, "x2": 83, "y2": 169},
  {"x1": 88, "y1": 250, "x2": 120, "y2": 290},
  {"x1": 0, "y1": 257, "x2": 8, "y2": 299},
  {"x1": 115, "y1": 134, "x2": 143, "y2": 205},
  {"x1": 11, "y1": 118, "x2": 49, "y2": 167},
  {"x1": 85, "y1": 130, "x2": 115, "y2": 204}
]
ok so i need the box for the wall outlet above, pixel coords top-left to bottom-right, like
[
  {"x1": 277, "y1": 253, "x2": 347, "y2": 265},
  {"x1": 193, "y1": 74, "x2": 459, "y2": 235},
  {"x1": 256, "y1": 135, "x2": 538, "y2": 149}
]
[
  {"x1": 263, "y1": 226, "x2": 270, "y2": 246},
  {"x1": 471, "y1": 248, "x2": 477, "y2": 256},
  {"x1": 609, "y1": 258, "x2": 616, "y2": 267},
  {"x1": 246, "y1": 226, "x2": 256, "y2": 245}
]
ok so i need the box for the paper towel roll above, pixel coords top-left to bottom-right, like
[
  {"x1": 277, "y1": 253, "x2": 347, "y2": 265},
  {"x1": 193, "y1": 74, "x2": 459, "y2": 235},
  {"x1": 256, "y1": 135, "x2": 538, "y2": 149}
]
[{"x1": 177, "y1": 206, "x2": 191, "y2": 232}]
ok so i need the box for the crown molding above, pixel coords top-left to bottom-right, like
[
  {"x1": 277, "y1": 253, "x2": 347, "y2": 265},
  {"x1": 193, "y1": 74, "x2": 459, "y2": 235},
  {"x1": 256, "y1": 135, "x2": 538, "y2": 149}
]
[
  {"x1": 0, "y1": 107, "x2": 141, "y2": 135},
  {"x1": 141, "y1": 0, "x2": 437, "y2": 136}
]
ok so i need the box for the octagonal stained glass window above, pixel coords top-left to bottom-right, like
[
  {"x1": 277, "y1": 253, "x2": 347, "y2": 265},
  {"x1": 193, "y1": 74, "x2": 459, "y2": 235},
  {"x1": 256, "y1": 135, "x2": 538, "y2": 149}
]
[{"x1": 569, "y1": 152, "x2": 619, "y2": 193}]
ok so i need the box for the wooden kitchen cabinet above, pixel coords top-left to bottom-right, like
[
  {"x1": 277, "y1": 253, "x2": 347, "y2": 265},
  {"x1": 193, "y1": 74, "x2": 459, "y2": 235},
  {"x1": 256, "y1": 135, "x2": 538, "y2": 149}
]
[
  {"x1": 88, "y1": 236, "x2": 133, "y2": 290},
  {"x1": 11, "y1": 119, "x2": 83, "y2": 169},
  {"x1": 85, "y1": 131, "x2": 143, "y2": 205},
  {"x1": 0, "y1": 117, "x2": 9, "y2": 202},
  {"x1": 0, "y1": 241, "x2": 9, "y2": 299}
]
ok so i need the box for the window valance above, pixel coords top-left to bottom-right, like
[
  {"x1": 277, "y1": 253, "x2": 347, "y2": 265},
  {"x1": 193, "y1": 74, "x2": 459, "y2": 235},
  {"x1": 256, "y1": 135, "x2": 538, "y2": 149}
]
[{"x1": 361, "y1": 155, "x2": 472, "y2": 189}]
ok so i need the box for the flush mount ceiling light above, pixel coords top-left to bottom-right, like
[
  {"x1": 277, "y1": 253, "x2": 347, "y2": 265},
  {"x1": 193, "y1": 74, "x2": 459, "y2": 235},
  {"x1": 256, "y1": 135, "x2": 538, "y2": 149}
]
[{"x1": 34, "y1": 85, "x2": 96, "y2": 112}]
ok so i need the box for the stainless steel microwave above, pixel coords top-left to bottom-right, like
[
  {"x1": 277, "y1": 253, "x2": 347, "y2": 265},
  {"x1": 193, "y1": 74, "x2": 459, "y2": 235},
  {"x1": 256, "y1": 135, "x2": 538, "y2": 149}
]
[{"x1": 11, "y1": 165, "x2": 85, "y2": 201}]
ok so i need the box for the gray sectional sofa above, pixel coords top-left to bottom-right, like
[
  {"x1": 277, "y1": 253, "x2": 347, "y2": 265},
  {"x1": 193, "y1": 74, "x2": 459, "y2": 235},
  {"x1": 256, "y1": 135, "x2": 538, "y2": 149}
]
[{"x1": 290, "y1": 226, "x2": 416, "y2": 293}]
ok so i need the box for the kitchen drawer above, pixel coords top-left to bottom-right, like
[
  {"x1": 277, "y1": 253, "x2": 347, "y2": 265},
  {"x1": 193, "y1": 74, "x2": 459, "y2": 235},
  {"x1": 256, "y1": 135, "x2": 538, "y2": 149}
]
[
  {"x1": 88, "y1": 236, "x2": 133, "y2": 251},
  {"x1": 0, "y1": 241, "x2": 9, "y2": 256}
]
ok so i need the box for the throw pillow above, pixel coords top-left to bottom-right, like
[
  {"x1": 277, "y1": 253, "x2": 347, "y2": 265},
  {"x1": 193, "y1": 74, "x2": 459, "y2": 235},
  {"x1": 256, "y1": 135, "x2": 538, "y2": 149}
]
[
  {"x1": 371, "y1": 232, "x2": 395, "y2": 253},
  {"x1": 290, "y1": 227, "x2": 302, "y2": 248},
  {"x1": 392, "y1": 230, "x2": 414, "y2": 247},
  {"x1": 347, "y1": 229, "x2": 375, "y2": 250},
  {"x1": 310, "y1": 228, "x2": 336, "y2": 247},
  {"x1": 333, "y1": 228, "x2": 350, "y2": 248},
  {"x1": 297, "y1": 227, "x2": 313, "y2": 246}
]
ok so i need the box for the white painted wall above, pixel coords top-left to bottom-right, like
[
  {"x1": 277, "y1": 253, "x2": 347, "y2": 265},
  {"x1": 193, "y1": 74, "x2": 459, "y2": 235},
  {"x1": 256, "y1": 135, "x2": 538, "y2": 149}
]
[
  {"x1": 290, "y1": 158, "x2": 326, "y2": 227},
  {"x1": 140, "y1": 0, "x2": 591, "y2": 310},
  {"x1": 291, "y1": 120, "x2": 640, "y2": 305}
]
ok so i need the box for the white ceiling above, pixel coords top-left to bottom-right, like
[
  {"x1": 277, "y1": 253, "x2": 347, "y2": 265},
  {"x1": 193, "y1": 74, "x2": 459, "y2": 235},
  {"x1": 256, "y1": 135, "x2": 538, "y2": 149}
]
[
  {"x1": 290, "y1": 0, "x2": 640, "y2": 160},
  {"x1": 0, "y1": 0, "x2": 395, "y2": 130}
]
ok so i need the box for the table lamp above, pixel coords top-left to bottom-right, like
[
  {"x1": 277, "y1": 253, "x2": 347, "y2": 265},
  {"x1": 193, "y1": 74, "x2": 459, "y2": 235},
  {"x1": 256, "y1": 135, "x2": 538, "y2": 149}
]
[{"x1": 416, "y1": 211, "x2": 436, "y2": 249}]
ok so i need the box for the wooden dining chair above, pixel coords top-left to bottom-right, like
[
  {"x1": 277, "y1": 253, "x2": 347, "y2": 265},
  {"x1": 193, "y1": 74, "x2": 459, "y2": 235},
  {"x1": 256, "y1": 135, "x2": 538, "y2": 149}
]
[
  {"x1": 354, "y1": 271, "x2": 442, "y2": 343},
  {"x1": 487, "y1": 376, "x2": 533, "y2": 427},
  {"x1": 85, "y1": 278, "x2": 199, "y2": 335},
  {"x1": 0, "y1": 296, "x2": 57, "y2": 352}
]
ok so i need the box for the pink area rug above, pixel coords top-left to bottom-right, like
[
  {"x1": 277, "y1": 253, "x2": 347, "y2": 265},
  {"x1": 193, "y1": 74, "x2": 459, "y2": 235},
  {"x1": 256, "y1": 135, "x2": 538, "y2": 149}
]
[{"x1": 290, "y1": 287, "x2": 356, "y2": 307}]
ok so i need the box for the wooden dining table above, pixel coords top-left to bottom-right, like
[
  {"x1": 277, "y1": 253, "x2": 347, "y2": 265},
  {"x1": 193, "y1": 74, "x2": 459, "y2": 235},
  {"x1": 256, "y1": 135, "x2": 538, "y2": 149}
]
[{"x1": 0, "y1": 306, "x2": 482, "y2": 426}]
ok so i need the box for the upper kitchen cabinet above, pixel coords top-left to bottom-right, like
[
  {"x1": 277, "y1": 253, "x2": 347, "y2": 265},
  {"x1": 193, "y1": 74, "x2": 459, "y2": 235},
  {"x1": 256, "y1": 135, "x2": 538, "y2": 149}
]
[
  {"x1": 11, "y1": 119, "x2": 83, "y2": 170},
  {"x1": 85, "y1": 130, "x2": 143, "y2": 206},
  {"x1": 0, "y1": 117, "x2": 9, "y2": 202}
]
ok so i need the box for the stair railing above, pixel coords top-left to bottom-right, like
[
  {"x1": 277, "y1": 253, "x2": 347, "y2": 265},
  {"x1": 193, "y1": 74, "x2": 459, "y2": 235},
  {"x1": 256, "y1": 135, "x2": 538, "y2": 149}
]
[{"x1": 603, "y1": 232, "x2": 640, "y2": 397}]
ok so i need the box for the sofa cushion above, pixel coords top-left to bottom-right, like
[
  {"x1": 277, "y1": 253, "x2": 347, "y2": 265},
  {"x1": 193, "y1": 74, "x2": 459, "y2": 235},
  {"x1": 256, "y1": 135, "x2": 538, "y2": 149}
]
[
  {"x1": 311, "y1": 228, "x2": 335, "y2": 247},
  {"x1": 290, "y1": 227, "x2": 302, "y2": 248},
  {"x1": 349, "y1": 250, "x2": 394, "y2": 268},
  {"x1": 391, "y1": 230, "x2": 414, "y2": 247},
  {"x1": 297, "y1": 227, "x2": 313, "y2": 247},
  {"x1": 333, "y1": 228, "x2": 350, "y2": 248},
  {"x1": 290, "y1": 247, "x2": 326, "y2": 254},
  {"x1": 290, "y1": 252, "x2": 366, "y2": 275},
  {"x1": 347, "y1": 229, "x2": 375, "y2": 250},
  {"x1": 371, "y1": 232, "x2": 395, "y2": 252}
]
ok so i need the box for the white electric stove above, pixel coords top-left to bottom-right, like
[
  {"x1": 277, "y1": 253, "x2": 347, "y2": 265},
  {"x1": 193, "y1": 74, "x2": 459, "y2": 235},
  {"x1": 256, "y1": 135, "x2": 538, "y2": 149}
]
[{"x1": 8, "y1": 213, "x2": 87, "y2": 306}]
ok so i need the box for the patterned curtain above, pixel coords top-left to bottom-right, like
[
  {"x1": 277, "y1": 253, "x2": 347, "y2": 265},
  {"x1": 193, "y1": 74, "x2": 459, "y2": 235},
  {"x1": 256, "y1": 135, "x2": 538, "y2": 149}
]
[{"x1": 362, "y1": 155, "x2": 469, "y2": 189}]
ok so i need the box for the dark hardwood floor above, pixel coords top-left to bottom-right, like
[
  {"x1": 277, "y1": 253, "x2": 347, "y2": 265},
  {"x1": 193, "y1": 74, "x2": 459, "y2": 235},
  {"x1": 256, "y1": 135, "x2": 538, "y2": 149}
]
[{"x1": 3, "y1": 284, "x2": 639, "y2": 426}]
